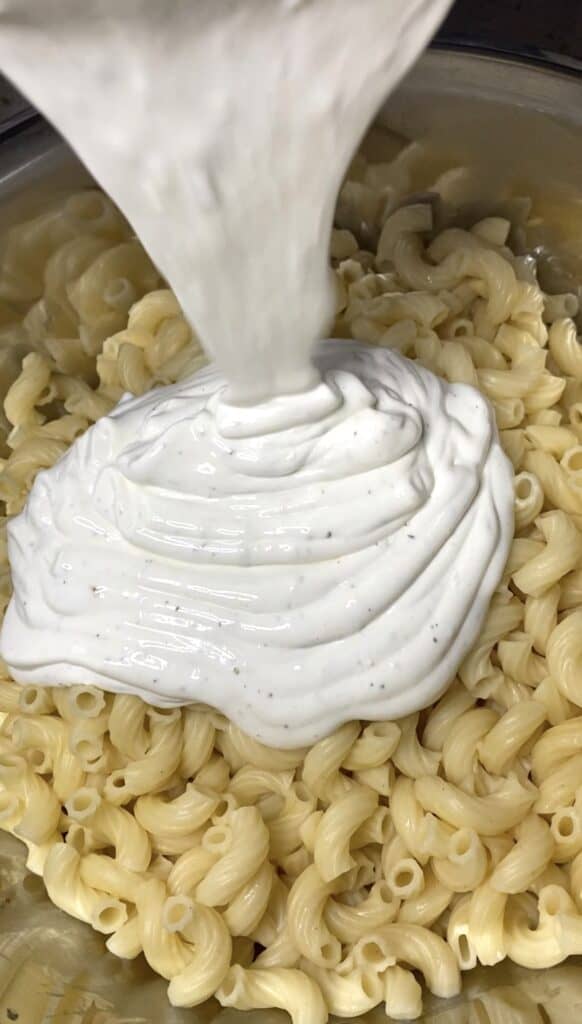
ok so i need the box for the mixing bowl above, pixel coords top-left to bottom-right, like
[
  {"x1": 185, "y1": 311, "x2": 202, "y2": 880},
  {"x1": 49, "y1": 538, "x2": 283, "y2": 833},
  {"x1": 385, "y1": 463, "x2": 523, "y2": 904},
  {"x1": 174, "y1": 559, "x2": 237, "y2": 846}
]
[{"x1": 2, "y1": 44, "x2": 582, "y2": 1024}]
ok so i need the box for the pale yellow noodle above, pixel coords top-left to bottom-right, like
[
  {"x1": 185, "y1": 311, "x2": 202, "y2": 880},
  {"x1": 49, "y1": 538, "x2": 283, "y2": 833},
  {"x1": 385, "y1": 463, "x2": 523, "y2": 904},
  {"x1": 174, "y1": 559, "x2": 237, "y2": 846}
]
[
  {"x1": 302, "y1": 960, "x2": 383, "y2": 1018},
  {"x1": 489, "y1": 815, "x2": 555, "y2": 894},
  {"x1": 479, "y1": 701, "x2": 547, "y2": 774},
  {"x1": 134, "y1": 783, "x2": 224, "y2": 838},
  {"x1": 532, "y1": 717, "x2": 582, "y2": 780},
  {"x1": 104, "y1": 712, "x2": 183, "y2": 803},
  {"x1": 195, "y1": 806, "x2": 269, "y2": 907},
  {"x1": 287, "y1": 864, "x2": 340, "y2": 968},
  {"x1": 66, "y1": 786, "x2": 151, "y2": 871},
  {"x1": 108, "y1": 693, "x2": 149, "y2": 759},
  {"x1": 166, "y1": 902, "x2": 232, "y2": 1008},
  {"x1": 399, "y1": 866, "x2": 452, "y2": 927},
  {"x1": 223, "y1": 861, "x2": 274, "y2": 937},
  {"x1": 384, "y1": 963, "x2": 423, "y2": 1020},
  {"x1": 547, "y1": 610, "x2": 582, "y2": 707},
  {"x1": 392, "y1": 713, "x2": 440, "y2": 778},
  {"x1": 536, "y1": 753, "x2": 582, "y2": 814},
  {"x1": 442, "y1": 708, "x2": 498, "y2": 787},
  {"x1": 313, "y1": 785, "x2": 377, "y2": 882},
  {"x1": 180, "y1": 706, "x2": 215, "y2": 778},
  {"x1": 43, "y1": 843, "x2": 128, "y2": 934},
  {"x1": 217, "y1": 965, "x2": 327, "y2": 1024},
  {"x1": 468, "y1": 882, "x2": 507, "y2": 966},
  {"x1": 414, "y1": 776, "x2": 536, "y2": 835},
  {"x1": 302, "y1": 721, "x2": 359, "y2": 801},
  {"x1": 432, "y1": 829, "x2": 488, "y2": 893}
]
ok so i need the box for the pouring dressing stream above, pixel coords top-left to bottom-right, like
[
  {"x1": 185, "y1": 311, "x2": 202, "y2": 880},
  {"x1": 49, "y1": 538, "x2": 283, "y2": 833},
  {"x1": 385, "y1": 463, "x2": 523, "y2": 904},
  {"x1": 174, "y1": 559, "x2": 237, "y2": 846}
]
[{"x1": 0, "y1": 0, "x2": 514, "y2": 746}]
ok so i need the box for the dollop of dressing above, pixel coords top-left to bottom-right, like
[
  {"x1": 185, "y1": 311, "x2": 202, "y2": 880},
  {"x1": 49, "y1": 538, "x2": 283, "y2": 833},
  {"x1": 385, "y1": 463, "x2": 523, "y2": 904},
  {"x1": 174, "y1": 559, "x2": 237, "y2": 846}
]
[
  {"x1": 0, "y1": 0, "x2": 514, "y2": 745},
  {"x1": 2, "y1": 341, "x2": 512, "y2": 746}
]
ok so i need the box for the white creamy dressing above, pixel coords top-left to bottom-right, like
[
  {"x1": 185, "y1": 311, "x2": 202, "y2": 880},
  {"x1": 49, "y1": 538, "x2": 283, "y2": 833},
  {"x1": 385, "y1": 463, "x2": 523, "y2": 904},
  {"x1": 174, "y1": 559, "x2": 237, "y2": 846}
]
[{"x1": 0, "y1": 0, "x2": 514, "y2": 746}]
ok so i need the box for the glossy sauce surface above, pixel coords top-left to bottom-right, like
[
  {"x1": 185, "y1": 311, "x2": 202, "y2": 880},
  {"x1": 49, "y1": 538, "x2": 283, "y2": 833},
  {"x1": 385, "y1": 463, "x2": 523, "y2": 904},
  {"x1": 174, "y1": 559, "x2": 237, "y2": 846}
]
[{"x1": 2, "y1": 341, "x2": 512, "y2": 745}]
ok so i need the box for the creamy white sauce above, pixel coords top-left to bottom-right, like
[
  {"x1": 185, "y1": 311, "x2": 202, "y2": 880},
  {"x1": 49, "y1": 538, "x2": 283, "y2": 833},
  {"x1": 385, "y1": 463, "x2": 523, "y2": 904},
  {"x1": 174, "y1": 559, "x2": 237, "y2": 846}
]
[
  {"x1": 0, "y1": 0, "x2": 514, "y2": 746},
  {"x1": 2, "y1": 341, "x2": 512, "y2": 746}
]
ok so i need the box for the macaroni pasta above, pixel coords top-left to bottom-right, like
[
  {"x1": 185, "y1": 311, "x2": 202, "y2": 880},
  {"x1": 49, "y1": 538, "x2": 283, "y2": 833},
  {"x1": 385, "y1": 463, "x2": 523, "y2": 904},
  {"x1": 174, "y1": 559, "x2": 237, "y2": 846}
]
[{"x1": 3, "y1": 138, "x2": 582, "y2": 1019}]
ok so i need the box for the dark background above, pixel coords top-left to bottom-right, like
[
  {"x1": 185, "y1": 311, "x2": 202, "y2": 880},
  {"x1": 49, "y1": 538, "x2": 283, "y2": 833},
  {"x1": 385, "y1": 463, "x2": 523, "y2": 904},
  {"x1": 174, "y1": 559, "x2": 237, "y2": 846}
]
[
  {"x1": 440, "y1": 0, "x2": 582, "y2": 59},
  {"x1": 2, "y1": 0, "x2": 582, "y2": 135}
]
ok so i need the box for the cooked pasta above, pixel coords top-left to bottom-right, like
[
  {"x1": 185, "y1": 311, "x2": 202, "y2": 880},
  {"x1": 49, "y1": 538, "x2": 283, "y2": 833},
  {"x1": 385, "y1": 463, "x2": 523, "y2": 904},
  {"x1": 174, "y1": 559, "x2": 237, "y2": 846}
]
[{"x1": 3, "y1": 136, "x2": 582, "y2": 1021}]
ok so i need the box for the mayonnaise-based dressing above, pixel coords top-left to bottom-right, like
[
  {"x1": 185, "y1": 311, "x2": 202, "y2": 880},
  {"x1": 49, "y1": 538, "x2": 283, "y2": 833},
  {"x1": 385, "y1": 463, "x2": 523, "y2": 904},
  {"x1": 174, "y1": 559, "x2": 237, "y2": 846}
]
[
  {"x1": 0, "y1": 0, "x2": 514, "y2": 746},
  {"x1": 3, "y1": 340, "x2": 512, "y2": 746}
]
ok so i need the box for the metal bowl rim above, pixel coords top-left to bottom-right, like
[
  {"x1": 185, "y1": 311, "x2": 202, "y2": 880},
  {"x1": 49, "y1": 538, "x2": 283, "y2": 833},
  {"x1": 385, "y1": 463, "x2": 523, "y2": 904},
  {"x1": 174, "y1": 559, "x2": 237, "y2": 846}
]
[
  {"x1": 1, "y1": 40, "x2": 581, "y2": 145},
  {"x1": 433, "y1": 37, "x2": 582, "y2": 78}
]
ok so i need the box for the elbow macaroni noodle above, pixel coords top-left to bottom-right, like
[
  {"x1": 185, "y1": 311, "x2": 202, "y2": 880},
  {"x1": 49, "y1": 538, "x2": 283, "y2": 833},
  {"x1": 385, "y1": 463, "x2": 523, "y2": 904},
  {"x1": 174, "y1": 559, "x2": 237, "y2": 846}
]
[{"x1": 3, "y1": 139, "x2": 582, "y2": 1020}]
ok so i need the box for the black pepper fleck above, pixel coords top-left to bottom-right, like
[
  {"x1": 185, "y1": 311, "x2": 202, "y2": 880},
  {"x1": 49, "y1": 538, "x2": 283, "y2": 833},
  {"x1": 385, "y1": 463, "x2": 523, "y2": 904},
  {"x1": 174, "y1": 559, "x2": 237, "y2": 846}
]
[
  {"x1": 433, "y1": 637, "x2": 438, "y2": 644},
  {"x1": 326, "y1": 531, "x2": 332, "y2": 538},
  {"x1": 7, "y1": 1011, "x2": 18, "y2": 1022},
  {"x1": 233, "y1": 667, "x2": 240, "y2": 675}
]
